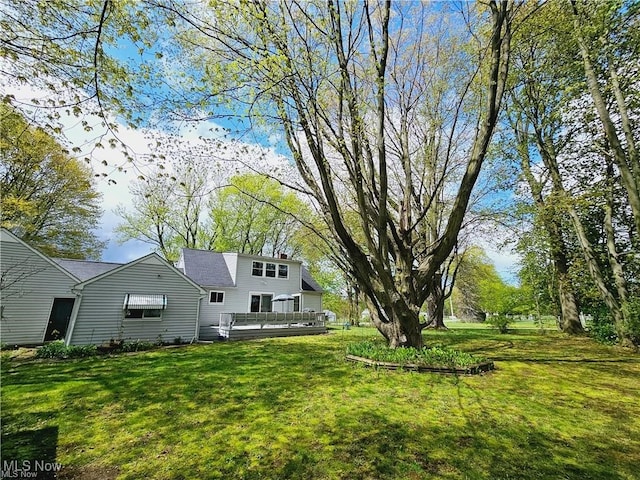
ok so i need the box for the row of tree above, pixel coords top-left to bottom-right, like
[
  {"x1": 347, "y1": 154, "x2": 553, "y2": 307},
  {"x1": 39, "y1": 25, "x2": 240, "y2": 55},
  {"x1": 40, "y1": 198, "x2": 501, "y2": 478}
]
[
  {"x1": 1, "y1": 0, "x2": 637, "y2": 347},
  {"x1": 501, "y1": 1, "x2": 639, "y2": 345}
]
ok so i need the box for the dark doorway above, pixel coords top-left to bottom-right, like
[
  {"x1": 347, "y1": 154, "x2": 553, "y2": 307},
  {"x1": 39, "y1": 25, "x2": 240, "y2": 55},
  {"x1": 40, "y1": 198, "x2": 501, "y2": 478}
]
[{"x1": 44, "y1": 298, "x2": 75, "y2": 341}]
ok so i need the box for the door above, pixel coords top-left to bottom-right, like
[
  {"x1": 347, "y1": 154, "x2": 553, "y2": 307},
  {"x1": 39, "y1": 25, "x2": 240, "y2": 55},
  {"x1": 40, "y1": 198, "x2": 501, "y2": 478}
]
[{"x1": 44, "y1": 298, "x2": 75, "y2": 341}]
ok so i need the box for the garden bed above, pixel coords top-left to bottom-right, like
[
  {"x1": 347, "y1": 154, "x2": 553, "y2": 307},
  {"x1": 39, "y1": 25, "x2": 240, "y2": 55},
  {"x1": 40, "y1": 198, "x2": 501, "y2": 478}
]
[{"x1": 345, "y1": 354, "x2": 494, "y2": 374}]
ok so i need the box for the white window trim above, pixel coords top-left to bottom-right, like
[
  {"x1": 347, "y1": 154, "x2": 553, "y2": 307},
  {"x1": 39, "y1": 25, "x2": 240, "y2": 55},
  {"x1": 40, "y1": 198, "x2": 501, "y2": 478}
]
[
  {"x1": 248, "y1": 292, "x2": 274, "y2": 313},
  {"x1": 292, "y1": 293, "x2": 301, "y2": 312},
  {"x1": 251, "y1": 261, "x2": 290, "y2": 280},
  {"x1": 278, "y1": 264, "x2": 289, "y2": 279},
  {"x1": 251, "y1": 261, "x2": 264, "y2": 277},
  {"x1": 209, "y1": 291, "x2": 225, "y2": 305}
]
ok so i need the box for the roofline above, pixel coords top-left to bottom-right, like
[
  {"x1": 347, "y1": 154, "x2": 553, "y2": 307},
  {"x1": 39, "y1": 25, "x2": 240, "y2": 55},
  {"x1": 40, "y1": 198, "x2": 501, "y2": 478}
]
[
  {"x1": 181, "y1": 247, "x2": 303, "y2": 264},
  {"x1": 0, "y1": 228, "x2": 81, "y2": 282},
  {"x1": 73, "y1": 252, "x2": 206, "y2": 294},
  {"x1": 53, "y1": 257, "x2": 123, "y2": 267}
]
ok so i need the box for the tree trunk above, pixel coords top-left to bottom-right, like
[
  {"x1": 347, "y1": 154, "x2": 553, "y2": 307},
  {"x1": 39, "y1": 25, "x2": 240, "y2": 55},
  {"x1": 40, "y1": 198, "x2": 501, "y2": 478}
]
[
  {"x1": 571, "y1": 2, "x2": 640, "y2": 237},
  {"x1": 367, "y1": 299, "x2": 424, "y2": 349},
  {"x1": 426, "y1": 274, "x2": 448, "y2": 329},
  {"x1": 517, "y1": 121, "x2": 583, "y2": 335},
  {"x1": 557, "y1": 274, "x2": 583, "y2": 334}
]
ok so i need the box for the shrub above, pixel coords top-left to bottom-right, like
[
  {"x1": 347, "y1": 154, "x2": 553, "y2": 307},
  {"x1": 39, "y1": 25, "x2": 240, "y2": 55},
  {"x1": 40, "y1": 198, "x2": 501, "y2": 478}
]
[
  {"x1": 587, "y1": 314, "x2": 618, "y2": 345},
  {"x1": 36, "y1": 341, "x2": 97, "y2": 359},
  {"x1": 118, "y1": 340, "x2": 157, "y2": 352},
  {"x1": 35, "y1": 341, "x2": 68, "y2": 359},
  {"x1": 346, "y1": 339, "x2": 484, "y2": 368},
  {"x1": 67, "y1": 344, "x2": 98, "y2": 357},
  {"x1": 486, "y1": 315, "x2": 511, "y2": 334}
]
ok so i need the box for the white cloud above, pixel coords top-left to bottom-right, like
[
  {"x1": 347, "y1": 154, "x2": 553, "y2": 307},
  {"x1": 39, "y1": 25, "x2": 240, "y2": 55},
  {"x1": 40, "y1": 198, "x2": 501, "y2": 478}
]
[{"x1": 2, "y1": 82, "x2": 293, "y2": 262}]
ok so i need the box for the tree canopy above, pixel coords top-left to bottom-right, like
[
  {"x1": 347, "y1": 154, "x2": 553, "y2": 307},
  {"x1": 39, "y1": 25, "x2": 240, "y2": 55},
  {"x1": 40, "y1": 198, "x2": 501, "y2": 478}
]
[{"x1": 0, "y1": 102, "x2": 104, "y2": 259}]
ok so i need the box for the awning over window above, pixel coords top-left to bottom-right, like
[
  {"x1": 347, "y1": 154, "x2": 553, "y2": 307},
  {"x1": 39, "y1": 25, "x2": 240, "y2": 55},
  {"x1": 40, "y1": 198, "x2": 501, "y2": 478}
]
[{"x1": 123, "y1": 294, "x2": 168, "y2": 310}]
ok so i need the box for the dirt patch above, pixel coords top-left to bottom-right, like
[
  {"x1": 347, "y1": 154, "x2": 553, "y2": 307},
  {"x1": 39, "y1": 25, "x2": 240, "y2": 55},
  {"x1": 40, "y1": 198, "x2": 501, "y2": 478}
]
[{"x1": 58, "y1": 465, "x2": 120, "y2": 480}]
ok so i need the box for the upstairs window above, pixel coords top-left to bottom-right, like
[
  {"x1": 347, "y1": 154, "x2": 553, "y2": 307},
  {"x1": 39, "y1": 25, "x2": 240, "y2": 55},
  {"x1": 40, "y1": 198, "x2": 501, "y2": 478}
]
[
  {"x1": 266, "y1": 263, "x2": 277, "y2": 278},
  {"x1": 252, "y1": 261, "x2": 264, "y2": 277},
  {"x1": 278, "y1": 264, "x2": 289, "y2": 279},
  {"x1": 251, "y1": 260, "x2": 289, "y2": 279}
]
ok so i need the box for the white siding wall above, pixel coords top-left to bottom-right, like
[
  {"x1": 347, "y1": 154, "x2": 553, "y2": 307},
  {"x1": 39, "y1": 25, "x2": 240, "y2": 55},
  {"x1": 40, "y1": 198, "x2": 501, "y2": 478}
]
[
  {"x1": 197, "y1": 287, "x2": 232, "y2": 339},
  {"x1": 230, "y1": 255, "x2": 303, "y2": 311},
  {"x1": 69, "y1": 259, "x2": 202, "y2": 345},
  {"x1": 302, "y1": 292, "x2": 323, "y2": 312},
  {"x1": 0, "y1": 239, "x2": 77, "y2": 345},
  {"x1": 198, "y1": 255, "x2": 305, "y2": 340}
]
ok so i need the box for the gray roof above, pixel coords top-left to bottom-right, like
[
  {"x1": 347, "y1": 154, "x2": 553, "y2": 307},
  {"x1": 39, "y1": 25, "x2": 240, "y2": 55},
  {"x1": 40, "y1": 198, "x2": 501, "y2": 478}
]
[
  {"x1": 53, "y1": 258, "x2": 123, "y2": 281},
  {"x1": 301, "y1": 266, "x2": 323, "y2": 292},
  {"x1": 180, "y1": 248, "x2": 235, "y2": 287}
]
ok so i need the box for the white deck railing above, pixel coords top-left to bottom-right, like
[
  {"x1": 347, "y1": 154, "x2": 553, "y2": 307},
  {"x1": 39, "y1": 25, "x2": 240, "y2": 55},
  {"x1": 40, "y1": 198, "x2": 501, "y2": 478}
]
[{"x1": 218, "y1": 312, "x2": 326, "y2": 338}]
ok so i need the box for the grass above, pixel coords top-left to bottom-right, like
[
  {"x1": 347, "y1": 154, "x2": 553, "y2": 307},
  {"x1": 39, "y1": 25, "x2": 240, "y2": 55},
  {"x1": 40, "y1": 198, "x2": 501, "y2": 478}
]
[{"x1": 1, "y1": 325, "x2": 639, "y2": 480}]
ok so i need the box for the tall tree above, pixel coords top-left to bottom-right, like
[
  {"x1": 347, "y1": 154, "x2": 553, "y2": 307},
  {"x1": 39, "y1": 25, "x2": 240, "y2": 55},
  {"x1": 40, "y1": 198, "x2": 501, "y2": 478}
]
[
  {"x1": 503, "y1": 0, "x2": 639, "y2": 344},
  {"x1": 570, "y1": 0, "x2": 640, "y2": 238},
  {"x1": 210, "y1": 173, "x2": 310, "y2": 257},
  {"x1": 116, "y1": 159, "x2": 215, "y2": 261},
  {"x1": 2, "y1": 0, "x2": 516, "y2": 348},
  {"x1": 146, "y1": 0, "x2": 516, "y2": 348},
  {"x1": 0, "y1": 101, "x2": 104, "y2": 259}
]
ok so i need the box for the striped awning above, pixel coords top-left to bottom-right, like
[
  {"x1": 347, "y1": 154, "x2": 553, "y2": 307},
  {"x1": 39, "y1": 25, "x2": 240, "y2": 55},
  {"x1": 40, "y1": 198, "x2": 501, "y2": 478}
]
[{"x1": 123, "y1": 294, "x2": 167, "y2": 310}]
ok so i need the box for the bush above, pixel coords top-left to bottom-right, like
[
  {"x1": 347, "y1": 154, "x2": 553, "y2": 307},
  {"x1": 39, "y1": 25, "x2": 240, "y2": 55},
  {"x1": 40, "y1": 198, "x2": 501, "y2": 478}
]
[
  {"x1": 485, "y1": 315, "x2": 511, "y2": 334},
  {"x1": 346, "y1": 339, "x2": 484, "y2": 368},
  {"x1": 118, "y1": 340, "x2": 157, "y2": 352},
  {"x1": 36, "y1": 341, "x2": 97, "y2": 359},
  {"x1": 587, "y1": 314, "x2": 618, "y2": 345},
  {"x1": 35, "y1": 341, "x2": 68, "y2": 359},
  {"x1": 620, "y1": 299, "x2": 640, "y2": 347}
]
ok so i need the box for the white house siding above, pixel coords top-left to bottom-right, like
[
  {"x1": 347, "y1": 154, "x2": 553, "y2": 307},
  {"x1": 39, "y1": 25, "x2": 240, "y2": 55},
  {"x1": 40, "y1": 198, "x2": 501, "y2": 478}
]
[
  {"x1": 197, "y1": 255, "x2": 306, "y2": 340},
  {"x1": 0, "y1": 234, "x2": 77, "y2": 345},
  {"x1": 197, "y1": 287, "x2": 232, "y2": 340},
  {"x1": 231, "y1": 255, "x2": 303, "y2": 311},
  {"x1": 301, "y1": 292, "x2": 323, "y2": 313},
  {"x1": 68, "y1": 259, "x2": 202, "y2": 345},
  {"x1": 222, "y1": 253, "x2": 238, "y2": 284}
]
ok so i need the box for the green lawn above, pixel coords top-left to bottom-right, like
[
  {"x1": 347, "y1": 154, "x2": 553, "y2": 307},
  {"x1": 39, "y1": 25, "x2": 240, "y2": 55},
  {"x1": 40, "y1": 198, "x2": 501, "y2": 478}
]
[{"x1": 2, "y1": 327, "x2": 639, "y2": 480}]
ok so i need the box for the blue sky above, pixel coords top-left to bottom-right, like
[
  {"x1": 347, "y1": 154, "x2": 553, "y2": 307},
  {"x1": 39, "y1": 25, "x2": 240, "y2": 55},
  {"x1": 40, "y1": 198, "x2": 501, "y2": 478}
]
[{"x1": 4, "y1": 81, "x2": 520, "y2": 283}]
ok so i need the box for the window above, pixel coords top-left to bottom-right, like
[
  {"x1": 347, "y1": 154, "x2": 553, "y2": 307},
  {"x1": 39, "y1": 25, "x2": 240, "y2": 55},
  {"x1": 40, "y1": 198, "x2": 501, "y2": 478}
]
[
  {"x1": 293, "y1": 295, "x2": 300, "y2": 312},
  {"x1": 122, "y1": 293, "x2": 166, "y2": 321},
  {"x1": 209, "y1": 291, "x2": 224, "y2": 304},
  {"x1": 125, "y1": 309, "x2": 162, "y2": 320},
  {"x1": 251, "y1": 260, "x2": 289, "y2": 279},
  {"x1": 278, "y1": 264, "x2": 289, "y2": 279},
  {"x1": 252, "y1": 261, "x2": 264, "y2": 277},
  {"x1": 266, "y1": 263, "x2": 276, "y2": 278},
  {"x1": 250, "y1": 294, "x2": 273, "y2": 313}
]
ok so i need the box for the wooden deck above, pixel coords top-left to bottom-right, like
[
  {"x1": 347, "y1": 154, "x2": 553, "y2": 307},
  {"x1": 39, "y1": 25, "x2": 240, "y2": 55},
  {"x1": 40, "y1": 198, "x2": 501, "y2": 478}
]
[{"x1": 217, "y1": 312, "x2": 327, "y2": 340}]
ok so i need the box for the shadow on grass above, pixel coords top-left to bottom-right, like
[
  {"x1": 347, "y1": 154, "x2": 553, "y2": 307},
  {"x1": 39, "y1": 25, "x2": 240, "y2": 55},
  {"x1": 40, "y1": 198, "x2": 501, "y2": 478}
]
[
  {"x1": 2, "y1": 332, "x2": 639, "y2": 479},
  {"x1": 1, "y1": 425, "x2": 59, "y2": 480}
]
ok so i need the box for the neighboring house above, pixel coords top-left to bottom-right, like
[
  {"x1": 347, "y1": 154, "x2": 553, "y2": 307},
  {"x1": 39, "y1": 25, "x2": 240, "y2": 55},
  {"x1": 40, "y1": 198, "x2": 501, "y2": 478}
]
[
  {"x1": 176, "y1": 248, "x2": 323, "y2": 340},
  {"x1": 0, "y1": 229, "x2": 205, "y2": 346}
]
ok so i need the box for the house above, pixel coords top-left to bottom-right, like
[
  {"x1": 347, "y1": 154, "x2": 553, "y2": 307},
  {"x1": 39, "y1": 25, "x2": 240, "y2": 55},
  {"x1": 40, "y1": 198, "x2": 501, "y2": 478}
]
[
  {"x1": 176, "y1": 248, "x2": 323, "y2": 340},
  {"x1": 1, "y1": 228, "x2": 80, "y2": 345},
  {"x1": 0, "y1": 229, "x2": 205, "y2": 346}
]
